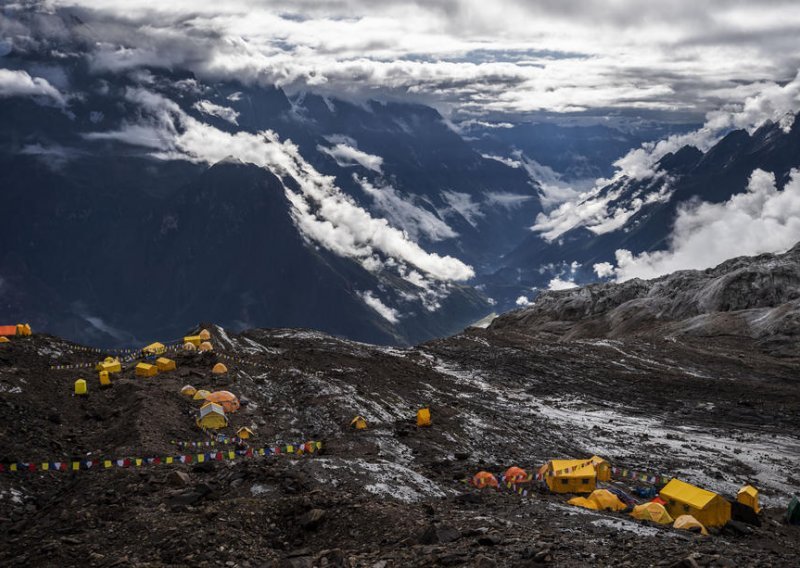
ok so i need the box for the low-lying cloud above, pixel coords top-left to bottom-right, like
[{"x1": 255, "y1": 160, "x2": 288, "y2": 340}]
[
  {"x1": 84, "y1": 88, "x2": 474, "y2": 284},
  {"x1": 596, "y1": 168, "x2": 800, "y2": 282},
  {"x1": 318, "y1": 142, "x2": 384, "y2": 173},
  {"x1": 0, "y1": 68, "x2": 67, "y2": 106},
  {"x1": 193, "y1": 100, "x2": 240, "y2": 125}
]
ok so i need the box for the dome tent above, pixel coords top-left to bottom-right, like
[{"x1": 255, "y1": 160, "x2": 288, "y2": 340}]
[
  {"x1": 204, "y1": 391, "x2": 240, "y2": 413},
  {"x1": 211, "y1": 363, "x2": 227, "y2": 374}
]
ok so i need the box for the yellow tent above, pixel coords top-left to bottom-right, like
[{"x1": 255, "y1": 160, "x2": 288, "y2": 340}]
[
  {"x1": 199, "y1": 329, "x2": 212, "y2": 340},
  {"x1": 631, "y1": 502, "x2": 673, "y2": 524},
  {"x1": 199, "y1": 341, "x2": 213, "y2": 352},
  {"x1": 416, "y1": 407, "x2": 431, "y2": 427},
  {"x1": 142, "y1": 342, "x2": 166, "y2": 356},
  {"x1": 193, "y1": 389, "x2": 211, "y2": 401},
  {"x1": 350, "y1": 416, "x2": 368, "y2": 430},
  {"x1": 74, "y1": 378, "x2": 87, "y2": 395},
  {"x1": 588, "y1": 489, "x2": 627, "y2": 511},
  {"x1": 736, "y1": 485, "x2": 761, "y2": 513},
  {"x1": 181, "y1": 385, "x2": 197, "y2": 397},
  {"x1": 568, "y1": 496, "x2": 599, "y2": 510},
  {"x1": 211, "y1": 362, "x2": 227, "y2": 374},
  {"x1": 590, "y1": 455, "x2": 611, "y2": 482},
  {"x1": 156, "y1": 357, "x2": 176, "y2": 372},
  {"x1": 237, "y1": 427, "x2": 254, "y2": 439},
  {"x1": 539, "y1": 459, "x2": 596, "y2": 494},
  {"x1": 184, "y1": 335, "x2": 202, "y2": 347},
  {"x1": 673, "y1": 514, "x2": 709, "y2": 536},
  {"x1": 184, "y1": 341, "x2": 197, "y2": 351},
  {"x1": 16, "y1": 323, "x2": 32, "y2": 336},
  {"x1": 135, "y1": 363, "x2": 158, "y2": 377},
  {"x1": 196, "y1": 402, "x2": 227, "y2": 429},
  {"x1": 96, "y1": 357, "x2": 122, "y2": 374},
  {"x1": 0, "y1": 337, "x2": 9, "y2": 343},
  {"x1": 99, "y1": 371, "x2": 111, "y2": 387},
  {"x1": 660, "y1": 479, "x2": 731, "y2": 528}
]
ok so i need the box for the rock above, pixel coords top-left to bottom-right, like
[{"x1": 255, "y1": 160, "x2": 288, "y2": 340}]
[
  {"x1": 454, "y1": 451, "x2": 470, "y2": 460},
  {"x1": 418, "y1": 523, "x2": 461, "y2": 545},
  {"x1": 534, "y1": 550, "x2": 553, "y2": 564},
  {"x1": 300, "y1": 509, "x2": 326, "y2": 530},
  {"x1": 477, "y1": 532, "x2": 503, "y2": 546},
  {"x1": 670, "y1": 555, "x2": 701, "y2": 568},
  {"x1": 167, "y1": 470, "x2": 191, "y2": 487},
  {"x1": 473, "y1": 555, "x2": 497, "y2": 567}
]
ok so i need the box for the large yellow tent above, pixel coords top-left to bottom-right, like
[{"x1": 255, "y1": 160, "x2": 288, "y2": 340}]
[
  {"x1": 0, "y1": 337, "x2": 9, "y2": 343},
  {"x1": 590, "y1": 456, "x2": 611, "y2": 482},
  {"x1": 135, "y1": 363, "x2": 158, "y2": 377},
  {"x1": 156, "y1": 357, "x2": 176, "y2": 372},
  {"x1": 199, "y1": 341, "x2": 213, "y2": 352},
  {"x1": 673, "y1": 514, "x2": 709, "y2": 536},
  {"x1": 181, "y1": 385, "x2": 197, "y2": 397},
  {"x1": 199, "y1": 329, "x2": 212, "y2": 340},
  {"x1": 631, "y1": 502, "x2": 673, "y2": 524},
  {"x1": 539, "y1": 459, "x2": 596, "y2": 494},
  {"x1": 196, "y1": 402, "x2": 227, "y2": 429},
  {"x1": 737, "y1": 485, "x2": 761, "y2": 514},
  {"x1": 660, "y1": 479, "x2": 731, "y2": 528}
]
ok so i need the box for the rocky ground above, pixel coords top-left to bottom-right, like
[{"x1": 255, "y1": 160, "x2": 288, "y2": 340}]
[
  {"x1": 2, "y1": 245, "x2": 800, "y2": 568},
  {"x1": 0, "y1": 318, "x2": 798, "y2": 567}
]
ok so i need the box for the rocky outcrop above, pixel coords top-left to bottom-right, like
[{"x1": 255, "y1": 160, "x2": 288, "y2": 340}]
[{"x1": 491, "y1": 243, "x2": 800, "y2": 354}]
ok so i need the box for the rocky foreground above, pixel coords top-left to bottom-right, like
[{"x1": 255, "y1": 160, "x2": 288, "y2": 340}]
[{"x1": 2, "y1": 250, "x2": 800, "y2": 567}]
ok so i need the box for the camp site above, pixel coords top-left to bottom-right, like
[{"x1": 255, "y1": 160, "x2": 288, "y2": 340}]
[{"x1": 0, "y1": 322, "x2": 798, "y2": 566}]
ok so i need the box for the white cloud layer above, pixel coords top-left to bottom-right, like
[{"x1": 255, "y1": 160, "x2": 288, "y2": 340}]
[
  {"x1": 597, "y1": 169, "x2": 800, "y2": 281},
  {"x1": 84, "y1": 88, "x2": 473, "y2": 283},
  {"x1": 358, "y1": 290, "x2": 400, "y2": 323},
  {"x1": 0, "y1": 68, "x2": 67, "y2": 106},
  {"x1": 8, "y1": 1, "x2": 800, "y2": 118},
  {"x1": 355, "y1": 176, "x2": 457, "y2": 242},
  {"x1": 318, "y1": 143, "x2": 384, "y2": 173},
  {"x1": 193, "y1": 100, "x2": 239, "y2": 124}
]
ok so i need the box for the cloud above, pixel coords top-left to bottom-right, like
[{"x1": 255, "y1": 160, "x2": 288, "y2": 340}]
[
  {"x1": 10, "y1": 1, "x2": 800, "y2": 119},
  {"x1": 441, "y1": 191, "x2": 483, "y2": 227},
  {"x1": 516, "y1": 154, "x2": 584, "y2": 210},
  {"x1": 193, "y1": 100, "x2": 239, "y2": 124},
  {"x1": 355, "y1": 176, "x2": 458, "y2": 241},
  {"x1": 0, "y1": 68, "x2": 67, "y2": 106},
  {"x1": 84, "y1": 87, "x2": 474, "y2": 283},
  {"x1": 358, "y1": 290, "x2": 400, "y2": 323},
  {"x1": 547, "y1": 277, "x2": 579, "y2": 291},
  {"x1": 515, "y1": 295, "x2": 531, "y2": 306},
  {"x1": 600, "y1": 168, "x2": 800, "y2": 282},
  {"x1": 318, "y1": 142, "x2": 384, "y2": 173},
  {"x1": 484, "y1": 191, "x2": 535, "y2": 210}
]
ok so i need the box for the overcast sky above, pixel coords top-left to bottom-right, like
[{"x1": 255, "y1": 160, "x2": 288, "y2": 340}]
[{"x1": 3, "y1": 0, "x2": 800, "y2": 120}]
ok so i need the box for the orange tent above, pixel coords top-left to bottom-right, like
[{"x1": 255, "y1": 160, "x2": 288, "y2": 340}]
[
  {"x1": 204, "y1": 391, "x2": 240, "y2": 413},
  {"x1": 504, "y1": 466, "x2": 528, "y2": 483},
  {"x1": 472, "y1": 471, "x2": 499, "y2": 489},
  {"x1": 0, "y1": 325, "x2": 17, "y2": 337}
]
